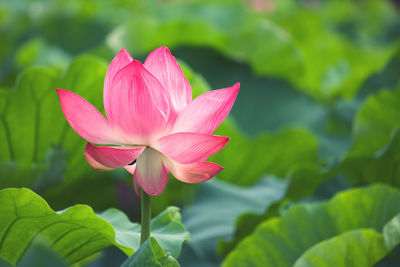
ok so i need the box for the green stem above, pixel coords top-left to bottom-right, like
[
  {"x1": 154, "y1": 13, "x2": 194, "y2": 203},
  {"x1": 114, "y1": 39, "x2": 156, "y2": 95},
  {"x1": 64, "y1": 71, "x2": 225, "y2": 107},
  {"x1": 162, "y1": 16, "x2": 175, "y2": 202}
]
[{"x1": 140, "y1": 188, "x2": 151, "y2": 245}]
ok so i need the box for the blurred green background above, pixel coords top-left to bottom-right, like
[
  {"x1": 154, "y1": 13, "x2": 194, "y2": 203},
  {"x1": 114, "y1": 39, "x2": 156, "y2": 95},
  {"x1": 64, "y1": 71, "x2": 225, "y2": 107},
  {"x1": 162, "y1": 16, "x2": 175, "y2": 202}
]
[{"x1": 1, "y1": 0, "x2": 400, "y2": 266}]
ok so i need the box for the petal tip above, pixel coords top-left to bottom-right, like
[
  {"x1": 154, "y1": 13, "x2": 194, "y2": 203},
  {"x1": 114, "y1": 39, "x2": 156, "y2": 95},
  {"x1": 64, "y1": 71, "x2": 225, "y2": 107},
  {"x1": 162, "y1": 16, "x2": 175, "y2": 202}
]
[
  {"x1": 55, "y1": 88, "x2": 68, "y2": 97},
  {"x1": 154, "y1": 46, "x2": 171, "y2": 53},
  {"x1": 84, "y1": 142, "x2": 92, "y2": 152},
  {"x1": 125, "y1": 59, "x2": 145, "y2": 71},
  {"x1": 230, "y1": 83, "x2": 240, "y2": 94},
  {"x1": 220, "y1": 136, "x2": 230, "y2": 148},
  {"x1": 117, "y1": 48, "x2": 133, "y2": 59}
]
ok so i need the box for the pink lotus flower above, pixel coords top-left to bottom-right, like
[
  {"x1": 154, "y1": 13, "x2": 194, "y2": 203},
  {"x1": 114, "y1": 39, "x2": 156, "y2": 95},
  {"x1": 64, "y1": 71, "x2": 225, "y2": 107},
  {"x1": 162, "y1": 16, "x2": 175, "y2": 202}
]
[{"x1": 56, "y1": 47, "x2": 239, "y2": 196}]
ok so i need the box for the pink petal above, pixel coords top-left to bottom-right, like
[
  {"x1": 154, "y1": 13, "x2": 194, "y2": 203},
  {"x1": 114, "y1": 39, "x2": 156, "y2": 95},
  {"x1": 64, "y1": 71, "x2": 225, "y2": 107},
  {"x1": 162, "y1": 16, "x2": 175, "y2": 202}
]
[
  {"x1": 134, "y1": 147, "x2": 169, "y2": 196},
  {"x1": 125, "y1": 165, "x2": 141, "y2": 197},
  {"x1": 104, "y1": 49, "x2": 133, "y2": 120},
  {"x1": 125, "y1": 165, "x2": 136, "y2": 174},
  {"x1": 132, "y1": 177, "x2": 141, "y2": 198},
  {"x1": 106, "y1": 60, "x2": 170, "y2": 144},
  {"x1": 144, "y1": 47, "x2": 191, "y2": 115},
  {"x1": 85, "y1": 143, "x2": 144, "y2": 168},
  {"x1": 154, "y1": 133, "x2": 230, "y2": 164},
  {"x1": 56, "y1": 89, "x2": 122, "y2": 144},
  {"x1": 84, "y1": 152, "x2": 113, "y2": 171},
  {"x1": 166, "y1": 160, "x2": 223, "y2": 183},
  {"x1": 172, "y1": 83, "x2": 240, "y2": 134}
]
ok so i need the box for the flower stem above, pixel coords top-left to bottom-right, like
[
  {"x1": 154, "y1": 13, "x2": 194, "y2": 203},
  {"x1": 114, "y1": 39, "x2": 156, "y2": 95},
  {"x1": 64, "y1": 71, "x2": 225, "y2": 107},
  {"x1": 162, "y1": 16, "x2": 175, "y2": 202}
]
[{"x1": 140, "y1": 188, "x2": 151, "y2": 245}]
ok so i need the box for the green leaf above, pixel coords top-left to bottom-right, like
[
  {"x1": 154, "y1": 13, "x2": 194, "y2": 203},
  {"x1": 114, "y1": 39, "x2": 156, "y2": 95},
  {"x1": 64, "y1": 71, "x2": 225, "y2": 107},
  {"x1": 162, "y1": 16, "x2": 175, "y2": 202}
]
[
  {"x1": 15, "y1": 37, "x2": 70, "y2": 71},
  {"x1": 334, "y1": 87, "x2": 400, "y2": 187},
  {"x1": 0, "y1": 256, "x2": 12, "y2": 267},
  {"x1": 0, "y1": 55, "x2": 120, "y2": 210},
  {"x1": 98, "y1": 207, "x2": 189, "y2": 258},
  {"x1": 217, "y1": 201, "x2": 283, "y2": 259},
  {"x1": 383, "y1": 213, "x2": 400, "y2": 251},
  {"x1": 337, "y1": 130, "x2": 400, "y2": 186},
  {"x1": 16, "y1": 239, "x2": 69, "y2": 267},
  {"x1": 286, "y1": 163, "x2": 329, "y2": 201},
  {"x1": 219, "y1": 164, "x2": 354, "y2": 258},
  {"x1": 0, "y1": 67, "x2": 59, "y2": 165},
  {"x1": 31, "y1": 145, "x2": 67, "y2": 193},
  {"x1": 0, "y1": 188, "x2": 113, "y2": 264},
  {"x1": 0, "y1": 161, "x2": 41, "y2": 189},
  {"x1": 121, "y1": 237, "x2": 179, "y2": 267},
  {"x1": 0, "y1": 188, "x2": 188, "y2": 264},
  {"x1": 180, "y1": 177, "x2": 287, "y2": 264},
  {"x1": 222, "y1": 184, "x2": 400, "y2": 267},
  {"x1": 210, "y1": 121, "x2": 318, "y2": 186},
  {"x1": 0, "y1": 55, "x2": 107, "y2": 179},
  {"x1": 348, "y1": 87, "x2": 400, "y2": 158},
  {"x1": 293, "y1": 229, "x2": 387, "y2": 267}
]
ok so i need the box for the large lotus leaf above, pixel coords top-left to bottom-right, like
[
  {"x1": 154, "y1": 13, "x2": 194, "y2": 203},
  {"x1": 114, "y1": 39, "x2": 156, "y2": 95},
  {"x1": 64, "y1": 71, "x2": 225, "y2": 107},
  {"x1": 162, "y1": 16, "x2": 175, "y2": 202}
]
[
  {"x1": 121, "y1": 237, "x2": 179, "y2": 267},
  {"x1": 222, "y1": 184, "x2": 400, "y2": 267},
  {"x1": 210, "y1": 121, "x2": 318, "y2": 186},
  {"x1": 0, "y1": 56, "x2": 120, "y2": 210},
  {"x1": 285, "y1": 163, "x2": 329, "y2": 201},
  {"x1": 0, "y1": 55, "x2": 107, "y2": 181},
  {"x1": 15, "y1": 239, "x2": 69, "y2": 267},
  {"x1": 0, "y1": 256, "x2": 12, "y2": 267},
  {"x1": 332, "y1": 87, "x2": 400, "y2": 187},
  {"x1": 293, "y1": 229, "x2": 387, "y2": 267},
  {"x1": 216, "y1": 201, "x2": 282, "y2": 260},
  {"x1": 383, "y1": 213, "x2": 400, "y2": 251},
  {"x1": 98, "y1": 207, "x2": 189, "y2": 259},
  {"x1": 295, "y1": 214, "x2": 400, "y2": 267},
  {"x1": 217, "y1": 163, "x2": 341, "y2": 258},
  {"x1": 0, "y1": 188, "x2": 188, "y2": 265},
  {"x1": 15, "y1": 37, "x2": 71, "y2": 71},
  {"x1": 336, "y1": 130, "x2": 400, "y2": 187},
  {"x1": 348, "y1": 87, "x2": 400, "y2": 158},
  {"x1": 0, "y1": 67, "x2": 59, "y2": 165},
  {"x1": 179, "y1": 176, "x2": 287, "y2": 266}
]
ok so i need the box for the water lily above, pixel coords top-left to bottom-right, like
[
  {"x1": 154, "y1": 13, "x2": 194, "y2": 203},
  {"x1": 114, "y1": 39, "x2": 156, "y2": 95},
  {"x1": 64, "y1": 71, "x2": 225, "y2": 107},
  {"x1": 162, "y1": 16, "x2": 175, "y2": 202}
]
[{"x1": 56, "y1": 47, "x2": 239, "y2": 196}]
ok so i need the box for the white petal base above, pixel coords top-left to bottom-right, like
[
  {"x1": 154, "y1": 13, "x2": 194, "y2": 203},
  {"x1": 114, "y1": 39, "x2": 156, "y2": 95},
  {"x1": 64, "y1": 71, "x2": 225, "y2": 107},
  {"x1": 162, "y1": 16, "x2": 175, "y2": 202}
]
[{"x1": 134, "y1": 147, "x2": 169, "y2": 196}]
